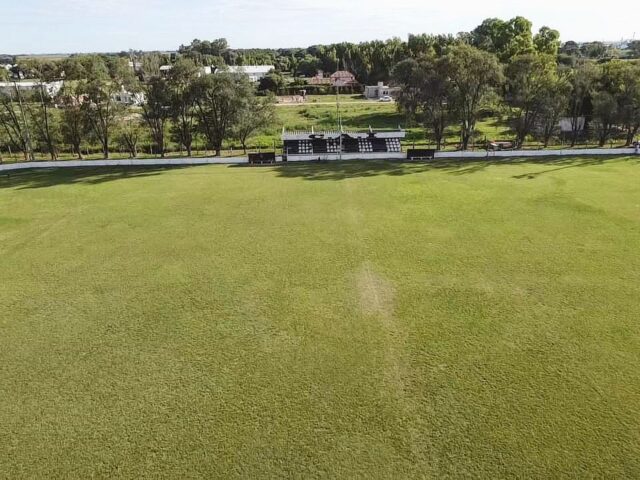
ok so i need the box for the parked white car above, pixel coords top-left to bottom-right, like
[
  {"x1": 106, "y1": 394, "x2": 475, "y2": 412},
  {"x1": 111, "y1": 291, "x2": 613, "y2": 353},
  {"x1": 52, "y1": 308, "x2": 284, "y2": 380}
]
[{"x1": 379, "y1": 95, "x2": 393, "y2": 102}]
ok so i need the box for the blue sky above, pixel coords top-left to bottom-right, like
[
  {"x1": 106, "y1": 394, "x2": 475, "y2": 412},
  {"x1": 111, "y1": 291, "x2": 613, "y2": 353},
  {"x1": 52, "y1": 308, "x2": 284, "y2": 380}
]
[{"x1": 4, "y1": 0, "x2": 637, "y2": 54}]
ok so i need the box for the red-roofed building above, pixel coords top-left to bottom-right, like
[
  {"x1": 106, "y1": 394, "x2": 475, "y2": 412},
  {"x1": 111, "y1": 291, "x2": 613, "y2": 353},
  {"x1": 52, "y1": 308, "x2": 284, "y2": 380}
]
[{"x1": 330, "y1": 70, "x2": 358, "y2": 88}]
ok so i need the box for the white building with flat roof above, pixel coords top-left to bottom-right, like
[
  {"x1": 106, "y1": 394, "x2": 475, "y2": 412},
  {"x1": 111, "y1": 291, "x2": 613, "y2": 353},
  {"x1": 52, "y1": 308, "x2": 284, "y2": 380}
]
[
  {"x1": 0, "y1": 80, "x2": 64, "y2": 98},
  {"x1": 223, "y1": 65, "x2": 275, "y2": 82},
  {"x1": 364, "y1": 82, "x2": 400, "y2": 99}
]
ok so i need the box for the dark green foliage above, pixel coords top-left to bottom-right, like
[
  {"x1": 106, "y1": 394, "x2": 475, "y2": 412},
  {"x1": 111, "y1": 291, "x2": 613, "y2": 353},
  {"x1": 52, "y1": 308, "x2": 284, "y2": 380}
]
[{"x1": 191, "y1": 73, "x2": 256, "y2": 156}]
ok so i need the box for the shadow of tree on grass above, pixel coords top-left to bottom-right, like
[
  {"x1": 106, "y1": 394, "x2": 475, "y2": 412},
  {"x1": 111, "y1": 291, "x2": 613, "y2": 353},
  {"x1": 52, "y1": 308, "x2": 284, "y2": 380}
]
[
  {"x1": 272, "y1": 156, "x2": 635, "y2": 181},
  {"x1": 0, "y1": 166, "x2": 176, "y2": 190}
]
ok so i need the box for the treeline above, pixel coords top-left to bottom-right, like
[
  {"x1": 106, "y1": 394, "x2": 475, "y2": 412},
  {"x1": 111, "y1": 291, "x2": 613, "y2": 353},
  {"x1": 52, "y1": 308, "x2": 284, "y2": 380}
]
[
  {"x1": 391, "y1": 20, "x2": 640, "y2": 149},
  {"x1": 2, "y1": 16, "x2": 640, "y2": 159},
  {"x1": 0, "y1": 56, "x2": 275, "y2": 161},
  {"x1": 173, "y1": 18, "x2": 640, "y2": 83}
]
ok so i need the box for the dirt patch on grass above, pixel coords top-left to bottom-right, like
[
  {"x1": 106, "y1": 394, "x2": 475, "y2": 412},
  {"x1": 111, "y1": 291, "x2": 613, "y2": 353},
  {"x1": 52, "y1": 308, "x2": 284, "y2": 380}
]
[
  {"x1": 356, "y1": 263, "x2": 403, "y2": 388},
  {"x1": 356, "y1": 262, "x2": 395, "y2": 321},
  {"x1": 355, "y1": 262, "x2": 422, "y2": 457}
]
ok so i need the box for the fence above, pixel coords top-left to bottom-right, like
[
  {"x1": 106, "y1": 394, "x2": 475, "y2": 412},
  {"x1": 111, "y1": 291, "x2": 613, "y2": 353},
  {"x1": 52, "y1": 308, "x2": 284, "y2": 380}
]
[
  {"x1": 0, "y1": 157, "x2": 247, "y2": 173},
  {"x1": 0, "y1": 147, "x2": 637, "y2": 173},
  {"x1": 433, "y1": 148, "x2": 638, "y2": 159}
]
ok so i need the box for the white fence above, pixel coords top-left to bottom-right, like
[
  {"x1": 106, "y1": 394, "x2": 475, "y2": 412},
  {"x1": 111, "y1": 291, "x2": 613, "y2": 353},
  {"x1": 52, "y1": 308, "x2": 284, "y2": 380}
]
[
  {"x1": 434, "y1": 148, "x2": 638, "y2": 159},
  {"x1": 0, "y1": 156, "x2": 248, "y2": 173},
  {"x1": 0, "y1": 148, "x2": 637, "y2": 173}
]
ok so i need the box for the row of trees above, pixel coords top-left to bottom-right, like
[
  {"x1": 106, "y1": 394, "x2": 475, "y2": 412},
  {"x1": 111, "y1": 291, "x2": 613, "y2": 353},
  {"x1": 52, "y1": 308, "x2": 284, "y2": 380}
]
[
  {"x1": 392, "y1": 44, "x2": 640, "y2": 150},
  {"x1": 0, "y1": 56, "x2": 275, "y2": 161},
  {"x1": 170, "y1": 17, "x2": 561, "y2": 85},
  {"x1": 172, "y1": 17, "x2": 639, "y2": 84}
]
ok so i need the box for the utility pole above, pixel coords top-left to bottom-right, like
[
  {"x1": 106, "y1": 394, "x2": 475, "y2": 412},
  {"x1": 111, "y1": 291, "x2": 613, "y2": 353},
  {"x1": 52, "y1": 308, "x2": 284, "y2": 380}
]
[
  {"x1": 13, "y1": 81, "x2": 34, "y2": 162},
  {"x1": 336, "y1": 61, "x2": 344, "y2": 161},
  {"x1": 337, "y1": 82, "x2": 343, "y2": 160}
]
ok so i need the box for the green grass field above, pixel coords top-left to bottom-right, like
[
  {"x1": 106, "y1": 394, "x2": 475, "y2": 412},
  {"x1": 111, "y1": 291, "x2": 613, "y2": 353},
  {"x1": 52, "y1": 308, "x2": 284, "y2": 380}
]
[{"x1": 1, "y1": 157, "x2": 640, "y2": 477}]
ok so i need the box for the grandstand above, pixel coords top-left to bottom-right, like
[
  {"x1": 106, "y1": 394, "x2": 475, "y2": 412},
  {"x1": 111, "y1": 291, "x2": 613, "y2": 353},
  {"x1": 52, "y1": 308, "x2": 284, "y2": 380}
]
[{"x1": 282, "y1": 128, "x2": 405, "y2": 160}]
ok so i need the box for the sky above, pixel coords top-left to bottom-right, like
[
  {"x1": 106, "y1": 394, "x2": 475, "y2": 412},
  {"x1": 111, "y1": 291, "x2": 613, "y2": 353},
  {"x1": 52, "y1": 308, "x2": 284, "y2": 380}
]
[{"x1": 3, "y1": 0, "x2": 637, "y2": 54}]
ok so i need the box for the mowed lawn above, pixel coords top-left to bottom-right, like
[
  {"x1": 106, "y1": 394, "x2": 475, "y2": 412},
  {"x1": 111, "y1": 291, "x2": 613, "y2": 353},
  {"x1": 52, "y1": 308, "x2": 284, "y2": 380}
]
[{"x1": 1, "y1": 157, "x2": 639, "y2": 478}]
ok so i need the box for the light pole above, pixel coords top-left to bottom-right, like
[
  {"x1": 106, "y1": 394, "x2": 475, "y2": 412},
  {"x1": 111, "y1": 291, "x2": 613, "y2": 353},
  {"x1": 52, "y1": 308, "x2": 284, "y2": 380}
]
[{"x1": 336, "y1": 81, "x2": 343, "y2": 161}]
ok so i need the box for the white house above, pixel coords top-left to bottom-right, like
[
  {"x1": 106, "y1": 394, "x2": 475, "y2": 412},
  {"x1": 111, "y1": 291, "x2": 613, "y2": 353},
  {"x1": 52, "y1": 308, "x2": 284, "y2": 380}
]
[
  {"x1": 0, "y1": 80, "x2": 64, "y2": 98},
  {"x1": 223, "y1": 65, "x2": 275, "y2": 82},
  {"x1": 559, "y1": 117, "x2": 586, "y2": 133},
  {"x1": 112, "y1": 87, "x2": 145, "y2": 106},
  {"x1": 160, "y1": 65, "x2": 212, "y2": 77},
  {"x1": 364, "y1": 82, "x2": 399, "y2": 99},
  {"x1": 128, "y1": 61, "x2": 143, "y2": 72}
]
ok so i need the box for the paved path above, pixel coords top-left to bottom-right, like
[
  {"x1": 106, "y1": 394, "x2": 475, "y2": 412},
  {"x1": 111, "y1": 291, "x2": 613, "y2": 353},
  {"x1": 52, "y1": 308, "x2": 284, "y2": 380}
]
[{"x1": 0, "y1": 157, "x2": 248, "y2": 173}]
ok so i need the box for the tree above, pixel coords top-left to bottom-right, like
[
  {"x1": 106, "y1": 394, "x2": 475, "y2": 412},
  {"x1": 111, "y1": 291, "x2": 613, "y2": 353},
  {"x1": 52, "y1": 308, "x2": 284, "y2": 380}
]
[
  {"x1": 560, "y1": 41, "x2": 580, "y2": 57},
  {"x1": 139, "y1": 53, "x2": 163, "y2": 80},
  {"x1": 629, "y1": 41, "x2": 640, "y2": 59},
  {"x1": 598, "y1": 61, "x2": 640, "y2": 146},
  {"x1": 168, "y1": 58, "x2": 199, "y2": 156},
  {"x1": 534, "y1": 27, "x2": 561, "y2": 56},
  {"x1": 233, "y1": 94, "x2": 276, "y2": 153},
  {"x1": 192, "y1": 73, "x2": 254, "y2": 156},
  {"x1": 179, "y1": 38, "x2": 229, "y2": 58},
  {"x1": 83, "y1": 78, "x2": 121, "y2": 159},
  {"x1": 82, "y1": 57, "x2": 133, "y2": 159},
  {"x1": 420, "y1": 58, "x2": 455, "y2": 150},
  {"x1": 592, "y1": 91, "x2": 618, "y2": 146},
  {"x1": 580, "y1": 42, "x2": 607, "y2": 59},
  {"x1": 295, "y1": 55, "x2": 320, "y2": 77},
  {"x1": 59, "y1": 82, "x2": 88, "y2": 159},
  {"x1": 391, "y1": 59, "x2": 422, "y2": 125},
  {"x1": 505, "y1": 53, "x2": 557, "y2": 148},
  {"x1": 538, "y1": 74, "x2": 571, "y2": 147},
  {"x1": 258, "y1": 72, "x2": 284, "y2": 94},
  {"x1": 393, "y1": 56, "x2": 455, "y2": 150},
  {"x1": 443, "y1": 44, "x2": 503, "y2": 149},
  {"x1": 141, "y1": 76, "x2": 172, "y2": 157},
  {"x1": 17, "y1": 58, "x2": 60, "y2": 82},
  {"x1": 19, "y1": 60, "x2": 62, "y2": 160},
  {"x1": 27, "y1": 87, "x2": 60, "y2": 160},
  {"x1": 617, "y1": 67, "x2": 640, "y2": 145},
  {"x1": 116, "y1": 118, "x2": 143, "y2": 158},
  {"x1": 407, "y1": 34, "x2": 457, "y2": 58},
  {"x1": 0, "y1": 87, "x2": 33, "y2": 161},
  {"x1": 566, "y1": 62, "x2": 596, "y2": 146},
  {"x1": 471, "y1": 17, "x2": 535, "y2": 62}
]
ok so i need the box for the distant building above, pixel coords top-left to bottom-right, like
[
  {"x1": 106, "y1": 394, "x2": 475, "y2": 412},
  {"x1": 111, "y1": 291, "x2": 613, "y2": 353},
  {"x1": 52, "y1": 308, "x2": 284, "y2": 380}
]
[
  {"x1": 128, "y1": 61, "x2": 143, "y2": 72},
  {"x1": 308, "y1": 70, "x2": 331, "y2": 85},
  {"x1": 364, "y1": 82, "x2": 400, "y2": 99},
  {"x1": 160, "y1": 65, "x2": 212, "y2": 77},
  {"x1": 0, "y1": 80, "x2": 64, "y2": 98},
  {"x1": 112, "y1": 87, "x2": 145, "y2": 106},
  {"x1": 559, "y1": 117, "x2": 585, "y2": 133},
  {"x1": 330, "y1": 71, "x2": 358, "y2": 88},
  {"x1": 222, "y1": 65, "x2": 275, "y2": 82}
]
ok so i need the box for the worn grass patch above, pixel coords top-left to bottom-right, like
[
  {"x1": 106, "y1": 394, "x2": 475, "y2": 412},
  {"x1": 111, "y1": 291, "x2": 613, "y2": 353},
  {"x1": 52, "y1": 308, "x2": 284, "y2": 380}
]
[{"x1": 1, "y1": 157, "x2": 639, "y2": 477}]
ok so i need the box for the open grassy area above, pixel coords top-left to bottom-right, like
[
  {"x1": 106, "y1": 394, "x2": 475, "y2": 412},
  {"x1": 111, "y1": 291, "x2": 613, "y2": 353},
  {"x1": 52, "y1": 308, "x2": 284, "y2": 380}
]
[
  {"x1": 260, "y1": 100, "x2": 512, "y2": 148},
  {"x1": 2, "y1": 99, "x2": 630, "y2": 164},
  {"x1": 1, "y1": 157, "x2": 640, "y2": 477}
]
